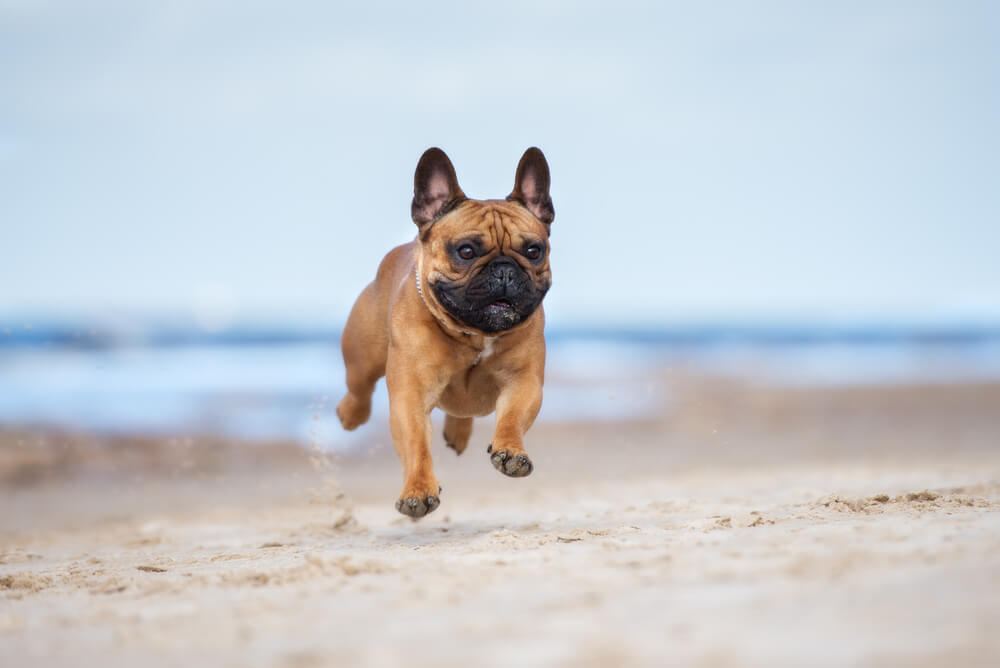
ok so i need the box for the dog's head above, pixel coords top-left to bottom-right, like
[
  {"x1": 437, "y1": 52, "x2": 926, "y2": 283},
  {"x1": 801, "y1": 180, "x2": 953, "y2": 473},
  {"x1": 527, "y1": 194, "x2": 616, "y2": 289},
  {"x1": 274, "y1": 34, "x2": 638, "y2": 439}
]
[{"x1": 411, "y1": 147, "x2": 554, "y2": 334}]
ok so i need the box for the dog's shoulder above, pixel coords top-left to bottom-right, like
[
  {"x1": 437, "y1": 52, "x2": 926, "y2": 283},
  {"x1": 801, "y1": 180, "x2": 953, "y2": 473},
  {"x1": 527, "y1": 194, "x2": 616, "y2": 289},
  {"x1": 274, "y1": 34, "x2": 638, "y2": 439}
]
[{"x1": 375, "y1": 240, "x2": 417, "y2": 284}]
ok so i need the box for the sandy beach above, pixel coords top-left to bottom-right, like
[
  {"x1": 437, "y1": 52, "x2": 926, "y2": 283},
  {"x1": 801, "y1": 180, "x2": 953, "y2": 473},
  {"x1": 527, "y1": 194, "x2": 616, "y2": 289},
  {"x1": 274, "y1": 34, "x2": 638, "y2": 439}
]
[
  {"x1": 5, "y1": 1, "x2": 998, "y2": 665},
  {"x1": 2, "y1": 378, "x2": 999, "y2": 667}
]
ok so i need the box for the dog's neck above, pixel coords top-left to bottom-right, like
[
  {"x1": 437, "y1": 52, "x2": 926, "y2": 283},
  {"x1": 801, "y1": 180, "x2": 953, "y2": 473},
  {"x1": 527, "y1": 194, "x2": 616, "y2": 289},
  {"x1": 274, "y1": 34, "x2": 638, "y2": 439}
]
[{"x1": 412, "y1": 257, "x2": 519, "y2": 367}]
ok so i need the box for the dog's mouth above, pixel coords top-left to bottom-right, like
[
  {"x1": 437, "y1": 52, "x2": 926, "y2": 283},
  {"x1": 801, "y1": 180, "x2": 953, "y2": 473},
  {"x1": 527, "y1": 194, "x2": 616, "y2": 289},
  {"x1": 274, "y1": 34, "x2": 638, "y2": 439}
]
[
  {"x1": 485, "y1": 299, "x2": 517, "y2": 319},
  {"x1": 479, "y1": 298, "x2": 519, "y2": 330},
  {"x1": 432, "y1": 277, "x2": 549, "y2": 334}
]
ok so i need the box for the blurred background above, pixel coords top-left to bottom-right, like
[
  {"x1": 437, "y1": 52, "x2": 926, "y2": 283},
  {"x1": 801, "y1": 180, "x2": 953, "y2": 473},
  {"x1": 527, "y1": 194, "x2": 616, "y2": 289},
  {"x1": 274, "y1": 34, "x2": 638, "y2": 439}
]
[
  {"x1": 1, "y1": 0, "x2": 998, "y2": 449},
  {"x1": 3, "y1": 5, "x2": 1000, "y2": 666}
]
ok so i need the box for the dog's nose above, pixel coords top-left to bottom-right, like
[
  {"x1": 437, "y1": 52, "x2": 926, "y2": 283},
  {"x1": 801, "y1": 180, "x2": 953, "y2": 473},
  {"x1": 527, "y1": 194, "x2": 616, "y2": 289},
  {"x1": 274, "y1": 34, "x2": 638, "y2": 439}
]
[{"x1": 489, "y1": 258, "x2": 518, "y2": 286}]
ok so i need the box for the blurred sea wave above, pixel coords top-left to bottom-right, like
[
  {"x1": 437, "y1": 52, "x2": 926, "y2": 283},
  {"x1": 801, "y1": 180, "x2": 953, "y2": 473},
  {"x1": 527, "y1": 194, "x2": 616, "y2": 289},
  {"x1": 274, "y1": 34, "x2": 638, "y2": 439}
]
[{"x1": 2, "y1": 321, "x2": 999, "y2": 448}]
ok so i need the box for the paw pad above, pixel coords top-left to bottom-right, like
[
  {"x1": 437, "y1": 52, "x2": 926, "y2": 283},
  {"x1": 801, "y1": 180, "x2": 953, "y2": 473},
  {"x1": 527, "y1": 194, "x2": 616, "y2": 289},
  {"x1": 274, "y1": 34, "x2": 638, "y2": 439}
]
[
  {"x1": 395, "y1": 494, "x2": 440, "y2": 518},
  {"x1": 489, "y1": 450, "x2": 533, "y2": 478}
]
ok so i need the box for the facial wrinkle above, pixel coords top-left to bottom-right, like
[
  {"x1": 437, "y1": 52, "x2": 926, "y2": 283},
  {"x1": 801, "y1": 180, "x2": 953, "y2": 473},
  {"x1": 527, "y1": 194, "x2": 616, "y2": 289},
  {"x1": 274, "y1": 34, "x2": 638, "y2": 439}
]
[{"x1": 493, "y1": 208, "x2": 511, "y2": 254}]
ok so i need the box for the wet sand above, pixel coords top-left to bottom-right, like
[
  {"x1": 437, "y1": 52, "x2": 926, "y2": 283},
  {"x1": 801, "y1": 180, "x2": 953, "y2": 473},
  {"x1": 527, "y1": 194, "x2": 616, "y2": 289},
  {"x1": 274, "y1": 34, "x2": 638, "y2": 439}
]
[{"x1": 2, "y1": 379, "x2": 999, "y2": 666}]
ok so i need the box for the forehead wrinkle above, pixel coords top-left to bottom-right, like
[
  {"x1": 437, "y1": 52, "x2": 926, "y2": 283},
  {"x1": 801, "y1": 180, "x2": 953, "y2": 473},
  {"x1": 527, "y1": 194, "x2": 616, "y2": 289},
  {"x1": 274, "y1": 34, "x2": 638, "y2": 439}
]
[
  {"x1": 495, "y1": 209, "x2": 514, "y2": 251},
  {"x1": 490, "y1": 207, "x2": 501, "y2": 250},
  {"x1": 474, "y1": 208, "x2": 492, "y2": 247}
]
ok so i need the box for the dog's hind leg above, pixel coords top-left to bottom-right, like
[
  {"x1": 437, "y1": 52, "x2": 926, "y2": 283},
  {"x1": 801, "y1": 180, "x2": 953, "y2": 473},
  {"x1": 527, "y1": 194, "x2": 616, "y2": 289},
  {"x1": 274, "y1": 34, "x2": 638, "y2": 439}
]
[
  {"x1": 443, "y1": 414, "x2": 473, "y2": 455},
  {"x1": 336, "y1": 283, "x2": 387, "y2": 430}
]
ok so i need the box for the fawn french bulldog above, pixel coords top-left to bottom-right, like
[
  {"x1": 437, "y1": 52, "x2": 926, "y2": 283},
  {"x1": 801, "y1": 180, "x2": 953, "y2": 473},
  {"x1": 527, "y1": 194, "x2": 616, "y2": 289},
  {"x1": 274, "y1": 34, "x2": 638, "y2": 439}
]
[{"x1": 337, "y1": 147, "x2": 554, "y2": 518}]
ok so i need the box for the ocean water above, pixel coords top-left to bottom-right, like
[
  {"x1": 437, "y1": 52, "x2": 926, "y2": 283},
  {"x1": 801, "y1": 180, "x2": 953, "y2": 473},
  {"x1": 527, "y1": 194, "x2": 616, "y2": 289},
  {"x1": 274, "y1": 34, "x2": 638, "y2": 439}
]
[{"x1": 2, "y1": 324, "x2": 999, "y2": 447}]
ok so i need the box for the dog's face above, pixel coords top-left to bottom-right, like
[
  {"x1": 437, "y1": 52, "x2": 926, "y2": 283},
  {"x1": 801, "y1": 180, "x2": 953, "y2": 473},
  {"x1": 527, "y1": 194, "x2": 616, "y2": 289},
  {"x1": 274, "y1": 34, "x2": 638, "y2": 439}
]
[{"x1": 411, "y1": 148, "x2": 554, "y2": 334}]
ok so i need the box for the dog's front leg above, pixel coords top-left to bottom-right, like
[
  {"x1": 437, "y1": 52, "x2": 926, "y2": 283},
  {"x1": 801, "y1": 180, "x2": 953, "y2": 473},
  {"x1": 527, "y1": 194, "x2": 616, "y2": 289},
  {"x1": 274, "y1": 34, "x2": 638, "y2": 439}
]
[
  {"x1": 489, "y1": 365, "x2": 543, "y2": 478},
  {"x1": 385, "y1": 348, "x2": 446, "y2": 518}
]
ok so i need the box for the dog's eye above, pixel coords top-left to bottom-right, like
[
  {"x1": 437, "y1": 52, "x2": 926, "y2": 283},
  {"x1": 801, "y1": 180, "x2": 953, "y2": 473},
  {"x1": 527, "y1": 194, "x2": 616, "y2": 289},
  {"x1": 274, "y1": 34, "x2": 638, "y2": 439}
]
[
  {"x1": 457, "y1": 244, "x2": 476, "y2": 260},
  {"x1": 524, "y1": 244, "x2": 543, "y2": 261}
]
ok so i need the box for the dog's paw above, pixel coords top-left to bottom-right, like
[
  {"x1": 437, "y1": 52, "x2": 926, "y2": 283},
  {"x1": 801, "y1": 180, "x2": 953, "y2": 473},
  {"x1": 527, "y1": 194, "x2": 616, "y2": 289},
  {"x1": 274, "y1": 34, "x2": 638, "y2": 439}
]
[
  {"x1": 487, "y1": 444, "x2": 534, "y2": 478},
  {"x1": 444, "y1": 434, "x2": 467, "y2": 456},
  {"x1": 443, "y1": 416, "x2": 473, "y2": 456},
  {"x1": 395, "y1": 494, "x2": 441, "y2": 519},
  {"x1": 336, "y1": 393, "x2": 370, "y2": 431},
  {"x1": 395, "y1": 483, "x2": 443, "y2": 519}
]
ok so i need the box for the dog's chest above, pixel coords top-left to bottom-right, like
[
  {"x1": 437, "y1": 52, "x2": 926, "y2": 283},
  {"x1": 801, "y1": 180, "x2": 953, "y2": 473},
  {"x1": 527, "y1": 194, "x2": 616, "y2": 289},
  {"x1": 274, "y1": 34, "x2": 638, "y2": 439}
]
[
  {"x1": 472, "y1": 337, "x2": 498, "y2": 367},
  {"x1": 437, "y1": 338, "x2": 504, "y2": 417}
]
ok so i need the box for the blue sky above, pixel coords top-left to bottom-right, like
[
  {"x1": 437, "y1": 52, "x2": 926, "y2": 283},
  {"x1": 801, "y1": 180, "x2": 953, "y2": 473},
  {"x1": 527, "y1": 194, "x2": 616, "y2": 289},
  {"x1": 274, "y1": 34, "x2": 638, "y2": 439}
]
[{"x1": 2, "y1": 1, "x2": 998, "y2": 327}]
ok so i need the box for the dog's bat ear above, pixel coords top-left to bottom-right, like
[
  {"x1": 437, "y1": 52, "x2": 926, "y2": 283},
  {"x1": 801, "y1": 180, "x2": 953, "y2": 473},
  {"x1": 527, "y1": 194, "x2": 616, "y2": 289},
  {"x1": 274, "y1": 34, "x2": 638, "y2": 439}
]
[
  {"x1": 507, "y1": 147, "x2": 554, "y2": 228},
  {"x1": 411, "y1": 147, "x2": 466, "y2": 228}
]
